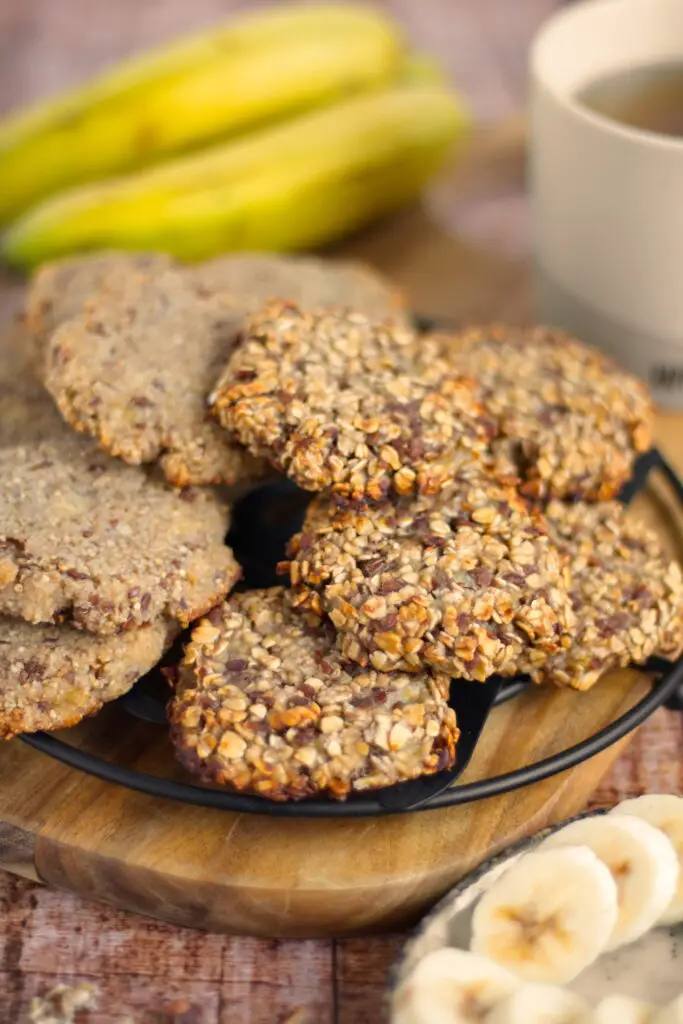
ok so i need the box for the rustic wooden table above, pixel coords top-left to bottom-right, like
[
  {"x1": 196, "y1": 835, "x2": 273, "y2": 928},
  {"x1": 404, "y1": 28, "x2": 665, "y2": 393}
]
[{"x1": 1, "y1": 1, "x2": 682, "y2": 1021}]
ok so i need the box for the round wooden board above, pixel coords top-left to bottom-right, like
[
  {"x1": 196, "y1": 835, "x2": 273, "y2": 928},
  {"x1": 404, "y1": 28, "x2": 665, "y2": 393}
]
[
  {"x1": 1, "y1": 132, "x2": 682, "y2": 938},
  {"x1": 0, "y1": 669, "x2": 656, "y2": 938},
  {"x1": 0, "y1": 435, "x2": 680, "y2": 937}
]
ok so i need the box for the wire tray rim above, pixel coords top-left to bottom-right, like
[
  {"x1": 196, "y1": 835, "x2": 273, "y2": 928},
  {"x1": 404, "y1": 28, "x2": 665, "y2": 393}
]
[
  {"x1": 20, "y1": 657, "x2": 682, "y2": 819},
  {"x1": 17, "y1": 443, "x2": 683, "y2": 819}
]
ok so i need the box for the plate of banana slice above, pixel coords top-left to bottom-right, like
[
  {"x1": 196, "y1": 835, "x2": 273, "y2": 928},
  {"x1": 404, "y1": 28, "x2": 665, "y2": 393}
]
[{"x1": 390, "y1": 794, "x2": 683, "y2": 1023}]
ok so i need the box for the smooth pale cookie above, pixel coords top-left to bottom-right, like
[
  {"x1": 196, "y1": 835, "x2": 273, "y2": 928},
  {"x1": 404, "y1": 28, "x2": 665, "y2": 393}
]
[
  {"x1": 0, "y1": 615, "x2": 175, "y2": 738},
  {"x1": 169, "y1": 588, "x2": 458, "y2": 801},
  {"x1": 443, "y1": 324, "x2": 653, "y2": 500},
  {"x1": 0, "y1": 437, "x2": 241, "y2": 634},
  {"x1": 0, "y1": 320, "x2": 67, "y2": 447},
  {"x1": 532, "y1": 500, "x2": 683, "y2": 690},
  {"x1": 210, "y1": 301, "x2": 494, "y2": 502},
  {"x1": 25, "y1": 251, "x2": 173, "y2": 367},
  {"x1": 284, "y1": 479, "x2": 575, "y2": 680},
  {"x1": 41, "y1": 265, "x2": 266, "y2": 486},
  {"x1": 187, "y1": 253, "x2": 408, "y2": 323},
  {"x1": 27, "y1": 251, "x2": 405, "y2": 355}
]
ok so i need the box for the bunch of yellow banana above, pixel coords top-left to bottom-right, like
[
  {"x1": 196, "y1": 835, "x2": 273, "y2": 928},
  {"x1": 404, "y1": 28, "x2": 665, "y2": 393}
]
[{"x1": 0, "y1": 3, "x2": 470, "y2": 269}]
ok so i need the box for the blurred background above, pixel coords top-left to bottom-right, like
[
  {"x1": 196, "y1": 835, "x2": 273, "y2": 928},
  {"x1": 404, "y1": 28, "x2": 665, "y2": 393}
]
[
  {"x1": 0, "y1": 1, "x2": 561, "y2": 323},
  {"x1": 0, "y1": 1, "x2": 555, "y2": 121}
]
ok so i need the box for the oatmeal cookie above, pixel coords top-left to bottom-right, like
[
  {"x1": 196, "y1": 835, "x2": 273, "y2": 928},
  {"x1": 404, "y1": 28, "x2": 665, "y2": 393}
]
[
  {"x1": 532, "y1": 500, "x2": 683, "y2": 690},
  {"x1": 169, "y1": 588, "x2": 458, "y2": 801},
  {"x1": 25, "y1": 251, "x2": 173, "y2": 367},
  {"x1": 285, "y1": 479, "x2": 575, "y2": 679},
  {"x1": 187, "y1": 253, "x2": 408, "y2": 322},
  {"x1": 0, "y1": 615, "x2": 174, "y2": 738},
  {"x1": 0, "y1": 320, "x2": 67, "y2": 447},
  {"x1": 210, "y1": 302, "x2": 494, "y2": 501},
  {"x1": 41, "y1": 265, "x2": 266, "y2": 486},
  {"x1": 0, "y1": 437, "x2": 241, "y2": 633},
  {"x1": 27, "y1": 252, "x2": 404, "y2": 355},
  {"x1": 445, "y1": 324, "x2": 653, "y2": 500}
]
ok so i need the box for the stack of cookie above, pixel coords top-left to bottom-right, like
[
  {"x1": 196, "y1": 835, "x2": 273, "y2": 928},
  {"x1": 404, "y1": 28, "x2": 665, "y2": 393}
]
[
  {"x1": 0, "y1": 319, "x2": 241, "y2": 739},
  {"x1": 0, "y1": 253, "x2": 402, "y2": 738},
  {"x1": 2, "y1": 251, "x2": 681, "y2": 804},
  {"x1": 2, "y1": 252, "x2": 428, "y2": 784},
  {"x1": 173, "y1": 300, "x2": 683, "y2": 800}
]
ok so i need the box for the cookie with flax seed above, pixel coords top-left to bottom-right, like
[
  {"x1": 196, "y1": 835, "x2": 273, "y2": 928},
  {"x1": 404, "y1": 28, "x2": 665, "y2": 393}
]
[
  {"x1": 41, "y1": 264, "x2": 266, "y2": 487},
  {"x1": 169, "y1": 588, "x2": 458, "y2": 801},
  {"x1": 284, "y1": 478, "x2": 575, "y2": 680},
  {"x1": 445, "y1": 324, "x2": 653, "y2": 500},
  {"x1": 25, "y1": 251, "x2": 173, "y2": 368},
  {"x1": 532, "y1": 500, "x2": 683, "y2": 690},
  {"x1": 187, "y1": 252, "x2": 408, "y2": 323},
  {"x1": 0, "y1": 437, "x2": 240, "y2": 634},
  {"x1": 0, "y1": 615, "x2": 175, "y2": 738},
  {"x1": 27, "y1": 251, "x2": 406, "y2": 364},
  {"x1": 210, "y1": 301, "x2": 494, "y2": 502}
]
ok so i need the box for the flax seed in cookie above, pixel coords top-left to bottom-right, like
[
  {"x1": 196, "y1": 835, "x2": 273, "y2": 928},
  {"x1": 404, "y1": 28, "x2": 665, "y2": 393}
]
[
  {"x1": 25, "y1": 251, "x2": 173, "y2": 368},
  {"x1": 0, "y1": 437, "x2": 241, "y2": 634},
  {"x1": 41, "y1": 265, "x2": 266, "y2": 487},
  {"x1": 444, "y1": 324, "x2": 653, "y2": 500},
  {"x1": 187, "y1": 253, "x2": 408, "y2": 323},
  {"x1": 285, "y1": 479, "x2": 575, "y2": 680},
  {"x1": 0, "y1": 615, "x2": 175, "y2": 738},
  {"x1": 169, "y1": 588, "x2": 458, "y2": 801},
  {"x1": 210, "y1": 302, "x2": 493, "y2": 502},
  {"x1": 531, "y1": 500, "x2": 683, "y2": 690}
]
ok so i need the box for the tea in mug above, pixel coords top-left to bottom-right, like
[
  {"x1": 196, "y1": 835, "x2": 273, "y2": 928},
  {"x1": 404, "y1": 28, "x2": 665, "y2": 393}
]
[{"x1": 577, "y1": 60, "x2": 683, "y2": 137}]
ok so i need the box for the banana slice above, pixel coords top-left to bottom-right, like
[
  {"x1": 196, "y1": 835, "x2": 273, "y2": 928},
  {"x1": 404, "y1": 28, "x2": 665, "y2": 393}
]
[
  {"x1": 487, "y1": 983, "x2": 588, "y2": 1023},
  {"x1": 654, "y1": 995, "x2": 683, "y2": 1024},
  {"x1": 612, "y1": 795, "x2": 683, "y2": 925},
  {"x1": 392, "y1": 947, "x2": 519, "y2": 1024},
  {"x1": 470, "y1": 847, "x2": 618, "y2": 984},
  {"x1": 542, "y1": 816, "x2": 679, "y2": 948},
  {"x1": 587, "y1": 994, "x2": 655, "y2": 1023}
]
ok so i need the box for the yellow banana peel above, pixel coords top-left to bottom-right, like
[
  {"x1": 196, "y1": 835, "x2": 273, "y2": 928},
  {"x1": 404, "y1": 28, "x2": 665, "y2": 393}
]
[
  {"x1": 398, "y1": 53, "x2": 449, "y2": 87},
  {"x1": 0, "y1": 3, "x2": 403, "y2": 224},
  {"x1": 2, "y1": 85, "x2": 469, "y2": 269}
]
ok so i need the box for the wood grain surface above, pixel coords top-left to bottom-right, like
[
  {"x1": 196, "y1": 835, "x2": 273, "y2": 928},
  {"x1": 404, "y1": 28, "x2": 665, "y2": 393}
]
[
  {"x1": 0, "y1": 661, "x2": 653, "y2": 940},
  {"x1": 1, "y1": 0, "x2": 682, "y2": 1021}
]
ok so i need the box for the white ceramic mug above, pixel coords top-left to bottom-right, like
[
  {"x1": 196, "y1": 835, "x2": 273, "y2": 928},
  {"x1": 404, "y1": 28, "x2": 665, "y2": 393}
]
[{"x1": 531, "y1": 0, "x2": 683, "y2": 408}]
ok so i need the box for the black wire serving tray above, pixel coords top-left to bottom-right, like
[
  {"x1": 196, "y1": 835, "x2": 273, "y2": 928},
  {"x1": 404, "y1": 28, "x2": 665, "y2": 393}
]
[{"x1": 19, "y1": 446, "x2": 683, "y2": 818}]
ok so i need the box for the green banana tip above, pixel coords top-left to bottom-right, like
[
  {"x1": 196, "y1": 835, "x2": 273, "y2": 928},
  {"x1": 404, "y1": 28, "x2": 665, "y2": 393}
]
[{"x1": 1, "y1": 220, "x2": 41, "y2": 271}]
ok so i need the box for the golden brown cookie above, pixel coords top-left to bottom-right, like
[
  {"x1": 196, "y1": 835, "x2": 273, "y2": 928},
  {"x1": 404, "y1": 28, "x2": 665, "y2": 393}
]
[
  {"x1": 285, "y1": 479, "x2": 575, "y2": 680},
  {"x1": 445, "y1": 324, "x2": 653, "y2": 500},
  {"x1": 533, "y1": 500, "x2": 683, "y2": 690},
  {"x1": 210, "y1": 301, "x2": 494, "y2": 501},
  {"x1": 170, "y1": 588, "x2": 458, "y2": 801}
]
